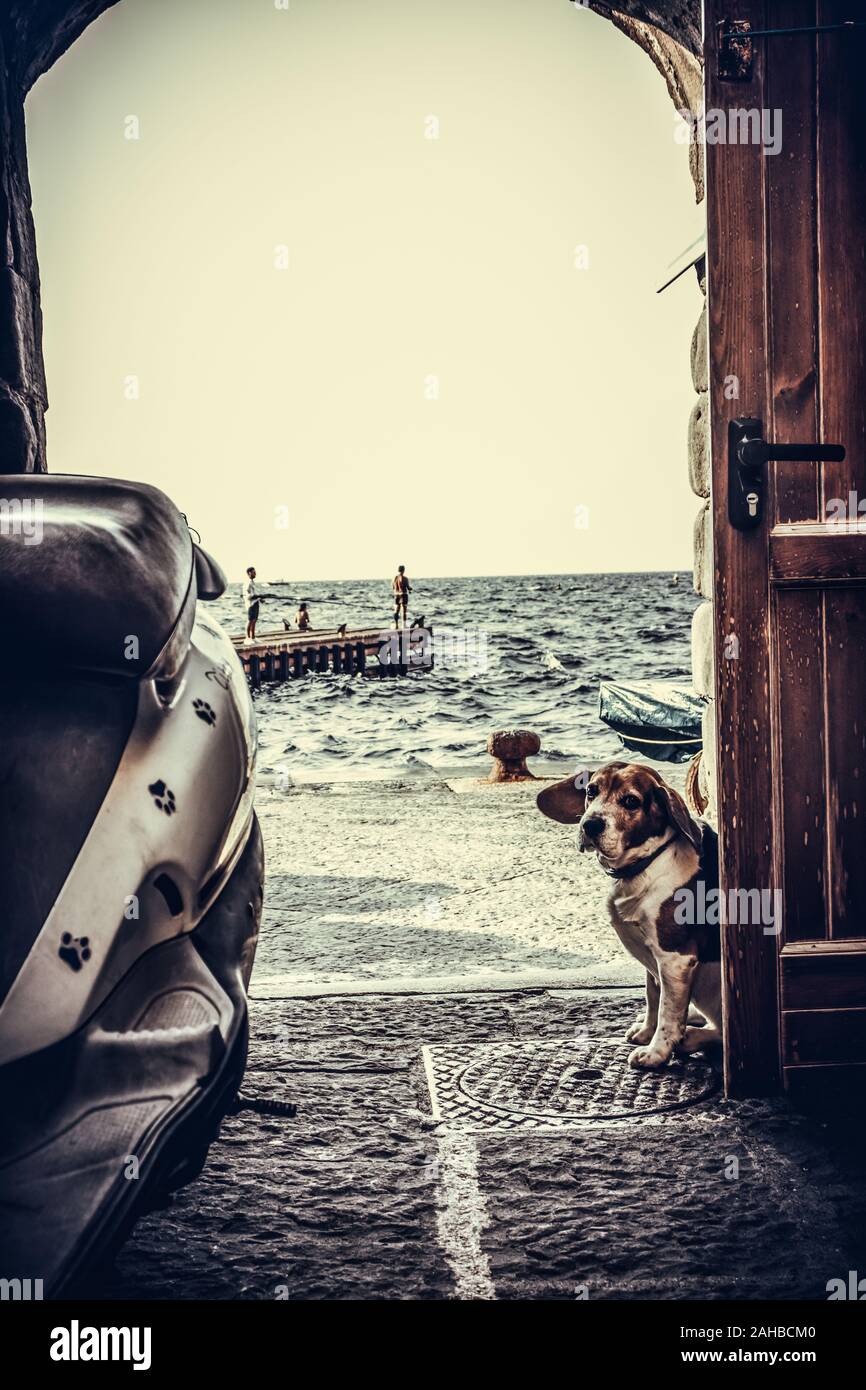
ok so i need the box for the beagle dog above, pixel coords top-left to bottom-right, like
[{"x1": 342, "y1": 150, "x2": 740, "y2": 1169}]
[{"x1": 537, "y1": 762, "x2": 721, "y2": 1069}]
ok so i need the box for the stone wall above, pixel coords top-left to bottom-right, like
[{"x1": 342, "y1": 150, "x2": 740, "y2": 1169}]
[
  {"x1": 595, "y1": 10, "x2": 715, "y2": 819},
  {"x1": 0, "y1": 28, "x2": 47, "y2": 471},
  {"x1": 689, "y1": 290, "x2": 717, "y2": 819},
  {"x1": 0, "y1": 0, "x2": 125, "y2": 473}
]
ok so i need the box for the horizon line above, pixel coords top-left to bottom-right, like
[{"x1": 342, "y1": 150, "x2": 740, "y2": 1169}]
[{"x1": 231, "y1": 566, "x2": 693, "y2": 584}]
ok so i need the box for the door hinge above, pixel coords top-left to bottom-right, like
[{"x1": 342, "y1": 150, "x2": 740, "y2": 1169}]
[{"x1": 718, "y1": 18, "x2": 866, "y2": 82}]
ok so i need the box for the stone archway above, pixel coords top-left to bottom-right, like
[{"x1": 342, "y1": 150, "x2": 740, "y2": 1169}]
[
  {"x1": 0, "y1": 0, "x2": 713, "y2": 806},
  {"x1": 0, "y1": 0, "x2": 701, "y2": 475}
]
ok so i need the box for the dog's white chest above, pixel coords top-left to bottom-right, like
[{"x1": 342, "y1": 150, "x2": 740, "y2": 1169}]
[{"x1": 607, "y1": 886, "x2": 660, "y2": 971}]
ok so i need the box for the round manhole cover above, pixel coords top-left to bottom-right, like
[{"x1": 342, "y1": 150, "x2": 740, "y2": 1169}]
[{"x1": 426, "y1": 1038, "x2": 719, "y2": 1126}]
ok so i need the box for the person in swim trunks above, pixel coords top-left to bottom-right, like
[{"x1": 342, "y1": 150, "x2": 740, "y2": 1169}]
[
  {"x1": 244, "y1": 566, "x2": 262, "y2": 640},
  {"x1": 392, "y1": 565, "x2": 411, "y2": 627}
]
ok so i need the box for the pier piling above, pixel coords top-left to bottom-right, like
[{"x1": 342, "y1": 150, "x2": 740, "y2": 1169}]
[{"x1": 231, "y1": 625, "x2": 432, "y2": 687}]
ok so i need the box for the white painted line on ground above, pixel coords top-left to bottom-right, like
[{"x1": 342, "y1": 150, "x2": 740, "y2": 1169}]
[
  {"x1": 250, "y1": 968, "x2": 642, "y2": 1000},
  {"x1": 422, "y1": 1045, "x2": 442, "y2": 1121},
  {"x1": 423, "y1": 1045, "x2": 496, "y2": 1299},
  {"x1": 433, "y1": 1129, "x2": 496, "y2": 1301}
]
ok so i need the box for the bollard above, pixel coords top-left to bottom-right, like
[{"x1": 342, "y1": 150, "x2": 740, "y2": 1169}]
[{"x1": 486, "y1": 729, "x2": 540, "y2": 782}]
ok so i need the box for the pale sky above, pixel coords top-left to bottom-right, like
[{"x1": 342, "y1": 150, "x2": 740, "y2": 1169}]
[{"x1": 25, "y1": 0, "x2": 703, "y2": 581}]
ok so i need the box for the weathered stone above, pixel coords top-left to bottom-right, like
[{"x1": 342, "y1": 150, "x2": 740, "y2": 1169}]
[
  {"x1": 690, "y1": 599, "x2": 714, "y2": 698},
  {"x1": 690, "y1": 302, "x2": 708, "y2": 392},
  {"x1": 700, "y1": 697, "x2": 718, "y2": 824},
  {"x1": 684, "y1": 751, "x2": 707, "y2": 816},
  {"x1": 3, "y1": 3, "x2": 123, "y2": 96},
  {"x1": 0, "y1": 41, "x2": 46, "y2": 467},
  {"x1": 486, "y1": 729, "x2": 540, "y2": 782},
  {"x1": 607, "y1": 11, "x2": 703, "y2": 200},
  {"x1": 688, "y1": 131, "x2": 705, "y2": 206},
  {"x1": 0, "y1": 381, "x2": 37, "y2": 470},
  {"x1": 687, "y1": 392, "x2": 710, "y2": 498},
  {"x1": 593, "y1": 2, "x2": 701, "y2": 57},
  {"x1": 693, "y1": 499, "x2": 713, "y2": 598},
  {"x1": 0, "y1": 266, "x2": 44, "y2": 398}
]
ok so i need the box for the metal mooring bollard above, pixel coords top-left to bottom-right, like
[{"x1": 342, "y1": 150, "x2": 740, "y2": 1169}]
[{"x1": 486, "y1": 729, "x2": 540, "y2": 782}]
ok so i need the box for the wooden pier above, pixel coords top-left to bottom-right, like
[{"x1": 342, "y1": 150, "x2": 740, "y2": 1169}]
[{"x1": 231, "y1": 625, "x2": 434, "y2": 688}]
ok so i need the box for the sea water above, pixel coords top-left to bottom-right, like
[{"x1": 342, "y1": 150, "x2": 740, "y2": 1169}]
[{"x1": 209, "y1": 571, "x2": 700, "y2": 785}]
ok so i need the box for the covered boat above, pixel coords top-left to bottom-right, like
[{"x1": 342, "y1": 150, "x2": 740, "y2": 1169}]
[{"x1": 598, "y1": 679, "x2": 705, "y2": 764}]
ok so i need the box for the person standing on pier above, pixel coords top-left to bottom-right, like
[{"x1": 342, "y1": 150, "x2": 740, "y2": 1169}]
[
  {"x1": 392, "y1": 565, "x2": 411, "y2": 627},
  {"x1": 244, "y1": 566, "x2": 262, "y2": 641}
]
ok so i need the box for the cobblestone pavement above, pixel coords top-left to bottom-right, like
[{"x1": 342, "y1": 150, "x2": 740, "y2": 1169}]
[
  {"x1": 102, "y1": 987, "x2": 866, "y2": 1301},
  {"x1": 91, "y1": 776, "x2": 866, "y2": 1300}
]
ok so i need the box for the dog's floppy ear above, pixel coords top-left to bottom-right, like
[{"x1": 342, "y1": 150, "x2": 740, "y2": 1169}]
[
  {"x1": 536, "y1": 770, "x2": 592, "y2": 825},
  {"x1": 654, "y1": 781, "x2": 703, "y2": 849}
]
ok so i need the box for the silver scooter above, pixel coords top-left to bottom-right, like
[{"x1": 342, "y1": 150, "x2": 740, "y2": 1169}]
[{"x1": 0, "y1": 473, "x2": 263, "y2": 1295}]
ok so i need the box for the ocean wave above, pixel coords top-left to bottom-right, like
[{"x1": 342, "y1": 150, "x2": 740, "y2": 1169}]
[
  {"x1": 214, "y1": 572, "x2": 700, "y2": 780},
  {"x1": 541, "y1": 651, "x2": 566, "y2": 671}
]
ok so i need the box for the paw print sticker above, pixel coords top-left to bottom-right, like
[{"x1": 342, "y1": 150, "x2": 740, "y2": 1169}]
[
  {"x1": 148, "y1": 779, "x2": 177, "y2": 815},
  {"x1": 192, "y1": 698, "x2": 217, "y2": 726},
  {"x1": 205, "y1": 663, "x2": 232, "y2": 690},
  {"x1": 59, "y1": 933, "x2": 91, "y2": 971}
]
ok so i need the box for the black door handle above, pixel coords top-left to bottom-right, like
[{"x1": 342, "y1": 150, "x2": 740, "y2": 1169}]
[
  {"x1": 728, "y1": 417, "x2": 846, "y2": 530},
  {"x1": 739, "y1": 437, "x2": 846, "y2": 469}
]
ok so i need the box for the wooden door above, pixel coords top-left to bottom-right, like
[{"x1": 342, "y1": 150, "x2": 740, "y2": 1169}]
[{"x1": 704, "y1": 2, "x2": 866, "y2": 1097}]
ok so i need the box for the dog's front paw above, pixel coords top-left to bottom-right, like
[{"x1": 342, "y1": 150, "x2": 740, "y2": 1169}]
[
  {"x1": 625, "y1": 1020, "x2": 655, "y2": 1044},
  {"x1": 628, "y1": 1044, "x2": 671, "y2": 1070}
]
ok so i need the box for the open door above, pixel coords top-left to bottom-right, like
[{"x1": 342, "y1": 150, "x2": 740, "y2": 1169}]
[{"x1": 704, "y1": 3, "x2": 866, "y2": 1097}]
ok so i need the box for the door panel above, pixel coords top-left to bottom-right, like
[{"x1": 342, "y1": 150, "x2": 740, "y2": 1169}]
[
  {"x1": 817, "y1": 0, "x2": 866, "y2": 515},
  {"x1": 783, "y1": 1009, "x2": 866, "y2": 1066},
  {"x1": 767, "y1": 0, "x2": 819, "y2": 529},
  {"x1": 782, "y1": 950, "x2": 866, "y2": 1010},
  {"x1": 773, "y1": 588, "x2": 826, "y2": 942},
  {"x1": 824, "y1": 589, "x2": 866, "y2": 937},
  {"x1": 705, "y1": 1, "x2": 866, "y2": 1094}
]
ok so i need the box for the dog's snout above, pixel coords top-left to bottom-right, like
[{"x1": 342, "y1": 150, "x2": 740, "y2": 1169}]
[{"x1": 582, "y1": 816, "x2": 605, "y2": 839}]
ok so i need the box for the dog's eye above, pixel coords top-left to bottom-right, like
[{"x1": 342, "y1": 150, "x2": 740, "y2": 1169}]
[
  {"x1": 586, "y1": 784, "x2": 598, "y2": 800},
  {"x1": 622, "y1": 794, "x2": 641, "y2": 811}
]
